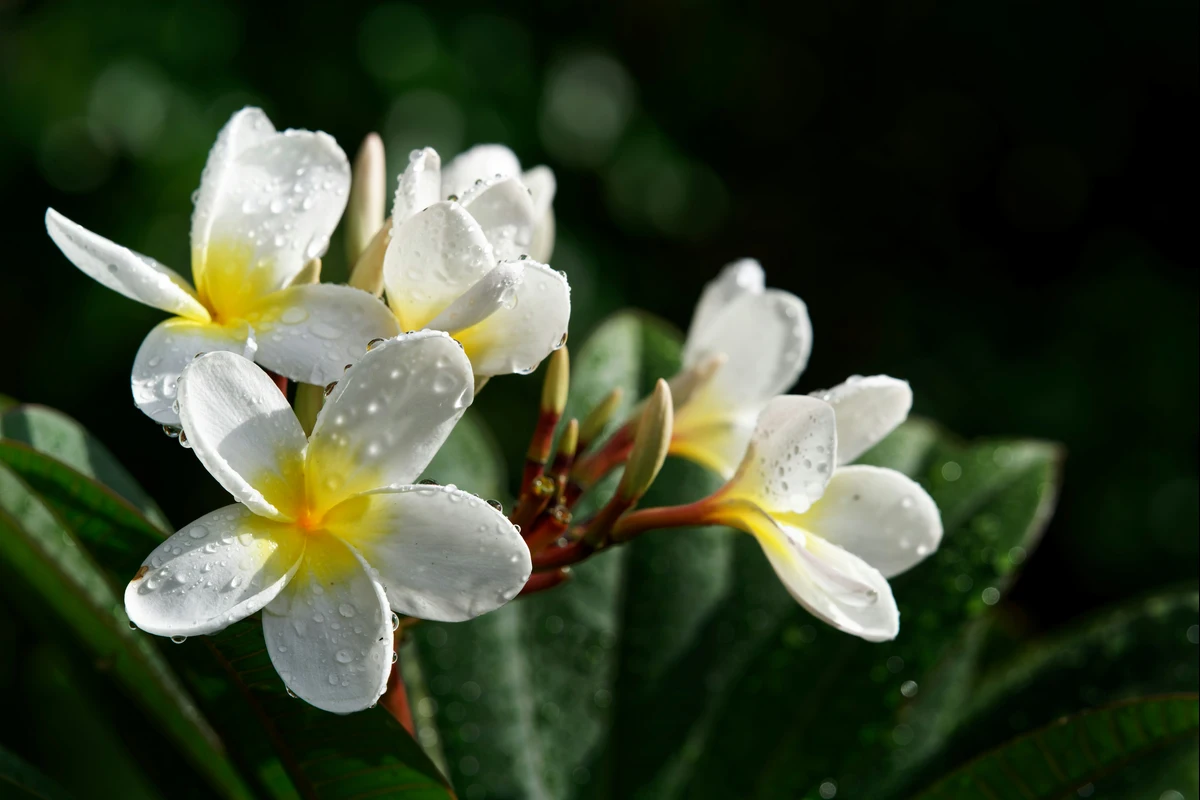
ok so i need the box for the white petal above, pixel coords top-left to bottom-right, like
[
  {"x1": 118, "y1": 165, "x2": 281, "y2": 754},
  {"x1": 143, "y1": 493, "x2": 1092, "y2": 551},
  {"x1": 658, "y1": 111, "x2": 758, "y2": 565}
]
[
  {"x1": 458, "y1": 176, "x2": 538, "y2": 261},
  {"x1": 323, "y1": 485, "x2": 530, "y2": 622},
  {"x1": 425, "y1": 262, "x2": 522, "y2": 334},
  {"x1": 453, "y1": 260, "x2": 571, "y2": 377},
  {"x1": 441, "y1": 144, "x2": 522, "y2": 200},
  {"x1": 244, "y1": 284, "x2": 400, "y2": 385},
  {"x1": 523, "y1": 166, "x2": 557, "y2": 263},
  {"x1": 669, "y1": 413, "x2": 758, "y2": 480},
  {"x1": 383, "y1": 202, "x2": 495, "y2": 330},
  {"x1": 522, "y1": 165, "x2": 557, "y2": 221},
  {"x1": 125, "y1": 504, "x2": 304, "y2": 637},
  {"x1": 758, "y1": 519, "x2": 900, "y2": 642},
  {"x1": 45, "y1": 209, "x2": 209, "y2": 321},
  {"x1": 725, "y1": 395, "x2": 837, "y2": 515},
  {"x1": 177, "y1": 351, "x2": 308, "y2": 521},
  {"x1": 682, "y1": 288, "x2": 812, "y2": 414},
  {"x1": 801, "y1": 466, "x2": 941, "y2": 578},
  {"x1": 392, "y1": 146, "x2": 442, "y2": 225},
  {"x1": 306, "y1": 331, "x2": 474, "y2": 516},
  {"x1": 812, "y1": 375, "x2": 913, "y2": 465},
  {"x1": 688, "y1": 258, "x2": 764, "y2": 337},
  {"x1": 191, "y1": 108, "x2": 351, "y2": 318},
  {"x1": 263, "y1": 535, "x2": 392, "y2": 714},
  {"x1": 131, "y1": 318, "x2": 256, "y2": 425}
]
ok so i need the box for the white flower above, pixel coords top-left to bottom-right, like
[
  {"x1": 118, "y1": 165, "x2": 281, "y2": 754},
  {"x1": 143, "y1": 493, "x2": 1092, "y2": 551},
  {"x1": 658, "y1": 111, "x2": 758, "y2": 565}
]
[
  {"x1": 124, "y1": 332, "x2": 530, "y2": 713},
  {"x1": 669, "y1": 259, "x2": 812, "y2": 477},
  {"x1": 440, "y1": 144, "x2": 556, "y2": 263},
  {"x1": 382, "y1": 147, "x2": 570, "y2": 377},
  {"x1": 701, "y1": 395, "x2": 942, "y2": 641},
  {"x1": 45, "y1": 107, "x2": 399, "y2": 425}
]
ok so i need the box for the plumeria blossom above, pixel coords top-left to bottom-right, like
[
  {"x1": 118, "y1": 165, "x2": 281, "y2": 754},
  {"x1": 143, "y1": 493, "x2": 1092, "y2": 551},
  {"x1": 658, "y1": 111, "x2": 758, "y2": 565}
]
[
  {"x1": 697, "y1": 395, "x2": 942, "y2": 641},
  {"x1": 124, "y1": 332, "x2": 531, "y2": 713},
  {"x1": 669, "y1": 258, "x2": 812, "y2": 478},
  {"x1": 45, "y1": 107, "x2": 398, "y2": 425},
  {"x1": 381, "y1": 146, "x2": 570, "y2": 378}
]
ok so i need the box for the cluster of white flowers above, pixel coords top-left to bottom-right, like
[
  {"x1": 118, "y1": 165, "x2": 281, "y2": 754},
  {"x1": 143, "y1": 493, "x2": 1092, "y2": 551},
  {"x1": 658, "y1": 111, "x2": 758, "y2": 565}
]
[{"x1": 45, "y1": 108, "x2": 941, "y2": 713}]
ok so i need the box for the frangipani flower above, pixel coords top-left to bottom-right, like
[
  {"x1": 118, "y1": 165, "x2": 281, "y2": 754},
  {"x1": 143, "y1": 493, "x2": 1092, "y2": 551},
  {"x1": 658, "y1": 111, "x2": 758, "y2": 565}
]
[
  {"x1": 441, "y1": 144, "x2": 556, "y2": 263},
  {"x1": 699, "y1": 395, "x2": 941, "y2": 641},
  {"x1": 46, "y1": 107, "x2": 398, "y2": 425},
  {"x1": 382, "y1": 147, "x2": 570, "y2": 378},
  {"x1": 124, "y1": 332, "x2": 531, "y2": 713},
  {"x1": 669, "y1": 259, "x2": 812, "y2": 477}
]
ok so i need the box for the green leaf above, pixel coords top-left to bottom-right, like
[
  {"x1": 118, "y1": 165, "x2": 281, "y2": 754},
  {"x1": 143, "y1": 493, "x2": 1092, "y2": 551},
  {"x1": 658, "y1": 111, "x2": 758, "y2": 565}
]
[
  {"x1": 0, "y1": 405, "x2": 170, "y2": 531},
  {"x1": 411, "y1": 311, "x2": 727, "y2": 799},
  {"x1": 0, "y1": 461, "x2": 253, "y2": 800},
  {"x1": 912, "y1": 695, "x2": 1200, "y2": 799},
  {"x1": 0, "y1": 742, "x2": 73, "y2": 800},
  {"x1": 421, "y1": 409, "x2": 508, "y2": 501},
  {"x1": 891, "y1": 587, "x2": 1200, "y2": 796},
  {"x1": 0, "y1": 394, "x2": 16, "y2": 415}
]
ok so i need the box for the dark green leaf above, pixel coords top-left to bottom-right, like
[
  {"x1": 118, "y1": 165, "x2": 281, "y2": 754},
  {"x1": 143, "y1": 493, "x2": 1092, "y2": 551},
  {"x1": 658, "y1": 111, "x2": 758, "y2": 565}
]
[
  {"x1": 0, "y1": 405, "x2": 170, "y2": 531},
  {"x1": 421, "y1": 409, "x2": 507, "y2": 501},
  {"x1": 892, "y1": 587, "x2": 1200, "y2": 796},
  {"x1": 0, "y1": 461, "x2": 253, "y2": 800},
  {"x1": 912, "y1": 695, "x2": 1200, "y2": 800},
  {"x1": 0, "y1": 742, "x2": 73, "y2": 800}
]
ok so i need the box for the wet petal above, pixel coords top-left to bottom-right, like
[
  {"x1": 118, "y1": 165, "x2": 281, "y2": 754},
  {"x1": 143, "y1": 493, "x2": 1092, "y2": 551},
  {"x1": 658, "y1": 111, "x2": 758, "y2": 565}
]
[
  {"x1": 688, "y1": 258, "x2": 764, "y2": 337},
  {"x1": 191, "y1": 108, "x2": 350, "y2": 318},
  {"x1": 425, "y1": 261, "x2": 522, "y2": 335},
  {"x1": 177, "y1": 351, "x2": 308, "y2": 520},
  {"x1": 724, "y1": 395, "x2": 837, "y2": 516},
  {"x1": 45, "y1": 208, "x2": 209, "y2": 321},
  {"x1": 245, "y1": 283, "x2": 400, "y2": 385},
  {"x1": 383, "y1": 202, "x2": 495, "y2": 330},
  {"x1": 263, "y1": 535, "x2": 391, "y2": 714},
  {"x1": 811, "y1": 375, "x2": 913, "y2": 465},
  {"x1": 306, "y1": 331, "x2": 474, "y2": 516},
  {"x1": 798, "y1": 465, "x2": 941, "y2": 578},
  {"x1": 125, "y1": 504, "x2": 304, "y2": 637},
  {"x1": 392, "y1": 146, "x2": 442, "y2": 225},
  {"x1": 458, "y1": 176, "x2": 538, "y2": 261},
  {"x1": 453, "y1": 260, "x2": 571, "y2": 377},
  {"x1": 323, "y1": 485, "x2": 530, "y2": 622},
  {"x1": 441, "y1": 144, "x2": 521, "y2": 200},
  {"x1": 131, "y1": 318, "x2": 255, "y2": 425},
  {"x1": 523, "y1": 166, "x2": 557, "y2": 263},
  {"x1": 683, "y1": 285, "x2": 811, "y2": 414}
]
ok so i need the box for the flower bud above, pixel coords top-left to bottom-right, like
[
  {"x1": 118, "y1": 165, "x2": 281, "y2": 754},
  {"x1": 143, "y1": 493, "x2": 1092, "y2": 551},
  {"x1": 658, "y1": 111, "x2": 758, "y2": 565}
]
[
  {"x1": 556, "y1": 418, "x2": 579, "y2": 462},
  {"x1": 668, "y1": 352, "x2": 725, "y2": 409},
  {"x1": 616, "y1": 379, "x2": 673, "y2": 503},
  {"x1": 345, "y1": 133, "x2": 386, "y2": 265},
  {"x1": 348, "y1": 220, "x2": 391, "y2": 297},
  {"x1": 290, "y1": 257, "x2": 322, "y2": 286},
  {"x1": 541, "y1": 347, "x2": 569, "y2": 416},
  {"x1": 578, "y1": 387, "x2": 623, "y2": 448}
]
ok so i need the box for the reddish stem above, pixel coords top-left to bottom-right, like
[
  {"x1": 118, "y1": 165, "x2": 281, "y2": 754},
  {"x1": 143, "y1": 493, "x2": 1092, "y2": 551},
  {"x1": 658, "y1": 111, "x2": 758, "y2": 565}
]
[
  {"x1": 381, "y1": 634, "x2": 414, "y2": 735},
  {"x1": 519, "y1": 567, "x2": 571, "y2": 595}
]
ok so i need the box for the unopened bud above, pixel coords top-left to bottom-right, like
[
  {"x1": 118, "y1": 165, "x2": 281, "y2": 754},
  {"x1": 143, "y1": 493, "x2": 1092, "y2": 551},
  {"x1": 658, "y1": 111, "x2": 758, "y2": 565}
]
[
  {"x1": 345, "y1": 133, "x2": 386, "y2": 265},
  {"x1": 616, "y1": 379, "x2": 673, "y2": 503},
  {"x1": 540, "y1": 347, "x2": 569, "y2": 416},
  {"x1": 668, "y1": 353, "x2": 726, "y2": 410},
  {"x1": 348, "y1": 218, "x2": 391, "y2": 297},
  {"x1": 556, "y1": 418, "x2": 579, "y2": 461},
  {"x1": 578, "y1": 387, "x2": 623, "y2": 447},
  {"x1": 289, "y1": 257, "x2": 322, "y2": 286}
]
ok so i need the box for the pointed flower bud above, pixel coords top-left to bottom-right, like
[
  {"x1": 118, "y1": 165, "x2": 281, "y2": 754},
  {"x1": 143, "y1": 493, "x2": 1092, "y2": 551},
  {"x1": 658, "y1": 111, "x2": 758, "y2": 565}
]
[
  {"x1": 578, "y1": 387, "x2": 623, "y2": 449},
  {"x1": 616, "y1": 379, "x2": 673, "y2": 503},
  {"x1": 345, "y1": 133, "x2": 386, "y2": 265},
  {"x1": 348, "y1": 218, "x2": 391, "y2": 297},
  {"x1": 541, "y1": 346, "x2": 569, "y2": 416},
  {"x1": 556, "y1": 418, "x2": 579, "y2": 462}
]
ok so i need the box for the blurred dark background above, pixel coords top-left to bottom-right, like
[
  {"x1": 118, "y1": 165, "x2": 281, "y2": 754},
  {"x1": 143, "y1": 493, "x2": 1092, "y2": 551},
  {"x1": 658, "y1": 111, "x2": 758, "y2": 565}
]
[{"x1": 1, "y1": 0, "x2": 1195, "y2": 644}]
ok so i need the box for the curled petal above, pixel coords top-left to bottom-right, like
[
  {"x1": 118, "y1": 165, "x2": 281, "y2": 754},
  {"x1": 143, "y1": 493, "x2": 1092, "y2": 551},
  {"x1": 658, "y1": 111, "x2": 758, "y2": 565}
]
[
  {"x1": 245, "y1": 283, "x2": 400, "y2": 385},
  {"x1": 191, "y1": 108, "x2": 350, "y2": 318},
  {"x1": 125, "y1": 504, "x2": 304, "y2": 637},
  {"x1": 177, "y1": 351, "x2": 308, "y2": 521},
  {"x1": 46, "y1": 209, "x2": 209, "y2": 321},
  {"x1": 452, "y1": 260, "x2": 571, "y2": 377},
  {"x1": 383, "y1": 202, "x2": 495, "y2": 330},
  {"x1": 306, "y1": 331, "x2": 474, "y2": 516},
  {"x1": 131, "y1": 318, "x2": 256, "y2": 425},
  {"x1": 522, "y1": 166, "x2": 556, "y2": 262},
  {"x1": 425, "y1": 262, "x2": 523, "y2": 334},
  {"x1": 724, "y1": 395, "x2": 837, "y2": 515},
  {"x1": 459, "y1": 176, "x2": 538, "y2": 261},
  {"x1": 441, "y1": 144, "x2": 522, "y2": 201},
  {"x1": 797, "y1": 465, "x2": 941, "y2": 579},
  {"x1": 323, "y1": 485, "x2": 530, "y2": 622},
  {"x1": 263, "y1": 535, "x2": 392, "y2": 714},
  {"x1": 811, "y1": 375, "x2": 913, "y2": 465},
  {"x1": 392, "y1": 146, "x2": 442, "y2": 225}
]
